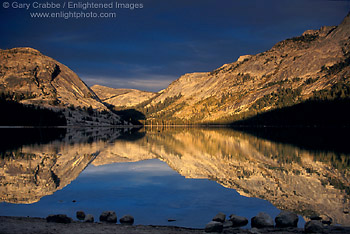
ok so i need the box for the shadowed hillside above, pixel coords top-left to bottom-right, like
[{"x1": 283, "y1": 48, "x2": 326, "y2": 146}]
[{"x1": 0, "y1": 93, "x2": 66, "y2": 126}]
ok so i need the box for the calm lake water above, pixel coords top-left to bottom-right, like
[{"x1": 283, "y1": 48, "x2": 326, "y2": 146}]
[{"x1": 0, "y1": 127, "x2": 349, "y2": 228}]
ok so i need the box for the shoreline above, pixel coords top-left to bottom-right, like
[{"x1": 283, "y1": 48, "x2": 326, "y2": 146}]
[
  {"x1": 0, "y1": 216, "x2": 202, "y2": 234},
  {"x1": 1, "y1": 216, "x2": 350, "y2": 234}
]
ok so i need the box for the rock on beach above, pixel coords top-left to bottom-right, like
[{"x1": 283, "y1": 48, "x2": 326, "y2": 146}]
[
  {"x1": 76, "y1": 211, "x2": 85, "y2": 221},
  {"x1": 305, "y1": 220, "x2": 324, "y2": 233},
  {"x1": 275, "y1": 211, "x2": 298, "y2": 228},
  {"x1": 84, "y1": 214, "x2": 94, "y2": 223},
  {"x1": 120, "y1": 215, "x2": 134, "y2": 225},
  {"x1": 229, "y1": 214, "x2": 248, "y2": 227},
  {"x1": 46, "y1": 214, "x2": 72, "y2": 224},
  {"x1": 212, "y1": 212, "x2": 226, "y2": 223},
  {"x1": 251, "y1": 212, "x2": 274, "y2": 228},
  {"x1": 205, "y1": 221, "x2": 224, "y2": 233},
  {"x1": 99, "y1": 211, "x2": 117, "y2": 223}
]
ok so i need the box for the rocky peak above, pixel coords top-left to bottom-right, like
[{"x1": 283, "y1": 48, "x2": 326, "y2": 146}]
[
  {"x1": 340, "y1": 11, "x2": 350, "y2": 26},
  {"x1": 1, "y1": 47, "x2": 42, "y2": 55},
  {"x1": 237, "y1": 55, "x2": 252, "y2": 63},
  {"x1": 325, "y1": 11, "x2": 350, "y2": 41},
  {"x1": 302, "y1": 26, "x2": 336, "y2": 38},
  {"x1": 0, "y1": 47, "x2": 123, "y2": 125},
  {"x1": 0, "y1": 47, "x2": 103, "y2": 108}
]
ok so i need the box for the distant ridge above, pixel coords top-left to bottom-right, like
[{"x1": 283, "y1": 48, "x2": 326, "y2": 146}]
[{"x1": 91, "y1": 84, "x2": 156, "y2": 108}]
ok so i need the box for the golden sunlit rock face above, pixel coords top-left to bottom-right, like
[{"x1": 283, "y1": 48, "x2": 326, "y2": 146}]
[
  {"x1": 0, "y1": 48, "x2": 104, "y2": 109},
  {"x1": 1, "y1": 128, "x2": 349, "y2": 225},
  {"x1": 111, "y1": 14, "x2": 350, "y2": 123},
  {"x1": 0, "y1": 48, "x2": 122, "y2": 125}
]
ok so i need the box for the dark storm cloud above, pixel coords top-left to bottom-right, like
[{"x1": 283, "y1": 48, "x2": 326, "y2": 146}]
[{"x1": 0, "y1": 0, "x2": 349, "y2": 91}]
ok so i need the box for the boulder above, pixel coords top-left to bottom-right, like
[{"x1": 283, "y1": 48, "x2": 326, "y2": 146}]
[
  {"x1": 99, "y1": 211, "x2": 117, "y2": 223},
  {"x1": 76, "y1": 211, "x2": 85, "y2": 220},
  {"x1": 251, "y1": 212, "x2": 274, "y2": 228},
  {"x1": 205, "y1": 221, "x2": 223, "y2": 233},
  {"x1": 229, "y1": 214, "x2": 248, "y2": 227},
  {"x1": 120, "y1": 215, "x2": 134, "y2": 225},
  {"x1": 46, "y1": 214, "x2": 72, "y2": 223},
  {"x1": 223, "y1": 220, "x2": 233, "y2": 228},
  {"x1": 84, "y1": 214, "x2": 94, "y2": 223},
  {"x1": 275, "y1": 211, "x2": 298, "y2": 228},
  {"x1": 305, "y1": 220, "x2": 324, "y2": 233},
  {"x1": 212, "y1": 212, "x2": 226, "y2": 223}
]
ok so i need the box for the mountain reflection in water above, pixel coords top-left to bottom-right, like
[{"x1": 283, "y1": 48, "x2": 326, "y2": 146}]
[{"x1": 0, "y1": 127, "x2": 349, "y2": 226}]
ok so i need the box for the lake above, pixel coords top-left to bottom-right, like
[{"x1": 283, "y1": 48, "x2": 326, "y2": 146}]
[{"x1": 0, "y1": 127, "x2": 349, "y2": 228}]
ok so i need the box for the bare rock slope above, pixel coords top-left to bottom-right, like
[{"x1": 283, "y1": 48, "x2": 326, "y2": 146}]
[
  {"x1": 131, "y1": 13, "x2": 350, "y2": 123},
  {"x1": 0, "y1": 48, "x2": 121, "y2": 125}
]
